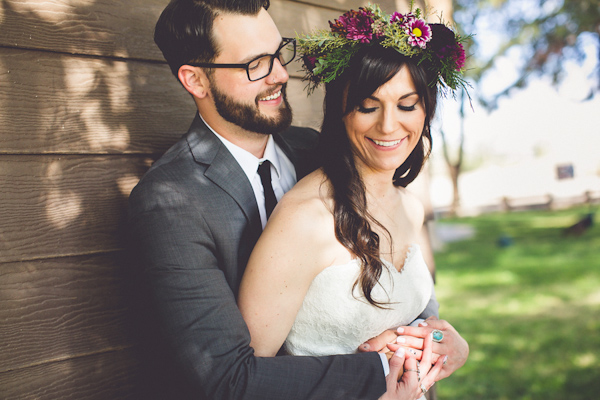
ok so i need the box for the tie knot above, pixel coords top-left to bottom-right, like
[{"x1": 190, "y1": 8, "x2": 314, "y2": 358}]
[{"x1": 257, "y1": 160, "x2": 272, "y2": 179}]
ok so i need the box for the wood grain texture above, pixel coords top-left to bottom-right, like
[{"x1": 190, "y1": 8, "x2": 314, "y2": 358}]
[
  {"x1": 0, "y1": 0, "x2": 167, "y2": 61},
  {"x1": 0, "y1": 253, "x2": 138, "y2": 372},
  {"x1": 0, "y1": 48, "x2": 195, "y2": 155},
  {"x1": 276, "y1": 0, "x2": 411, "y2": 14},
  {"x1": 0, "y1": 155, "x2": 152, "y2": 263},
  {"x1": 0, "y1": 347, "x2": 145, "y2": 400},
  {"x1": 0, "y1": 0, "x2": 399, "y2": 61}
]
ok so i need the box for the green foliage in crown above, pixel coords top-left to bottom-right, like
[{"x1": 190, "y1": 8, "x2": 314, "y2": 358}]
[{"x1": 297, "y1": 2, "x2": 470, "y2": 95}]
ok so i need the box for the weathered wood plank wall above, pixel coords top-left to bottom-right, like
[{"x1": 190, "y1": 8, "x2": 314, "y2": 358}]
[{"x1": 0, "y1": 1, "x2": 422, "y2": 398}]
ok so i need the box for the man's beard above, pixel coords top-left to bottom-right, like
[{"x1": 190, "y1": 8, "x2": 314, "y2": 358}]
[{"x1": 209, "y1": 79, "x2": 293, "y2": 136}]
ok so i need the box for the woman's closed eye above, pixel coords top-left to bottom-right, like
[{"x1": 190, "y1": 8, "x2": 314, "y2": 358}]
[
  {"x1": 398, "y1": 103, "x2": 417, "y2": 112},
  {"x1": 357, "y1": 102, "x2": 418, "y2": 114},
  {"x1": 357, "y1": 105, "x2": 377, "y2": 114}
]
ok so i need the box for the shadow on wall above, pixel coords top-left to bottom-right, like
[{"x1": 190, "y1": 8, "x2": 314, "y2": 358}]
[{"x1": 0, "y1": 0, "x2": 194, "y2": 397}]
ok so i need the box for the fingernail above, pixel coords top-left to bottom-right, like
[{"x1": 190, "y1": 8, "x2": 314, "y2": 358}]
[
  {"x1": 419, "y1": 322, "x2": 428, "y2": 327},
  {"x1": 396, "y1": 337, "x2": 406, "y2": 344},
  {"x1": 394, "y1": 347, "x2": 405, "y2": 358},
  {"x1": 397, "y1": 327, "x2": 404, "y2": 333},
  {"x1": 361, "y1": 343, "x2": 370, "y2": 351},
  {"x1": 443, "y1": 355, "x2": 448, "y2": 365}
]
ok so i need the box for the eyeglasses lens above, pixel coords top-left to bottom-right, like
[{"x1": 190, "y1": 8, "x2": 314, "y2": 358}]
[{"x1": 247, "y1": 41, "x2": 296, "y2": 81}]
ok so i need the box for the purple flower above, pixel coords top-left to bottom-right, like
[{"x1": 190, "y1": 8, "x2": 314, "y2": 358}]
[
  {"x1": 405, "y1": 18, "x2": 432, "y2": 49},
  {"x1": 390, "y1": 12, "x2": 416, "y2": 27},
  {"x1": 303, "y1": 55, "x2": 317, "y2": 70},
  {"x1": 429, "y1": 24, "x2": 466, "y2": 70},
  {"x1": 330, "y1": 8, "x2": 375, "y2": 43},
  {"x1": 453, "y1": 42, "x2": 466, "y2": 70}
]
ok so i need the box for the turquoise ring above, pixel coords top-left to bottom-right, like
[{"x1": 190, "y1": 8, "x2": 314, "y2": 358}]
[{"x1": 432, "y1": 329, "x2": 444, "y2": 343}]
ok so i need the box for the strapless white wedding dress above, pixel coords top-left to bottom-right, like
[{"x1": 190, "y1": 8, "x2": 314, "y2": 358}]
[{"x1": 285, "y1": 244, "x2": 434, "y2": 356}]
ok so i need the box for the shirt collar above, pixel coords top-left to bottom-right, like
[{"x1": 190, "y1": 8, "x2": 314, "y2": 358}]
[{"x1": 199, "y1": 113, "x2": 282, "y2": 181}]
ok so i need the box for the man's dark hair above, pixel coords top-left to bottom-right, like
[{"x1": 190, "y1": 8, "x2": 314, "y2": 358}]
[{"x1": 154, "y1": 0, "x2": 271, "y2": 78}]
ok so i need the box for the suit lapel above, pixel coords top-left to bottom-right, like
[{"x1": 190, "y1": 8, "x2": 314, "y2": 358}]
[{"x1": 185, "y1": 115, "x2": 261, "y2": 234}]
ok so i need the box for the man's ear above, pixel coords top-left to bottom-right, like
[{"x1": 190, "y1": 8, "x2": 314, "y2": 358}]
[{"x1": 178, "y1": 65, "x2": 210, "y2": 99}]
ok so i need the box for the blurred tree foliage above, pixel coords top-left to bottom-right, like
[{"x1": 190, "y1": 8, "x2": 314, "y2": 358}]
[
  {"x1": 454, "y1": 0, "x2": 600, "y2": 108},
  {"x1": 433, "y1": 0, "x2": 598, "y2": 215}
]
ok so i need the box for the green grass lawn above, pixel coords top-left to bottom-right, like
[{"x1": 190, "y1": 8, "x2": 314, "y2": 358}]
[{"x1": 433, "y1": 206, "x2": 600, "y2": 400}]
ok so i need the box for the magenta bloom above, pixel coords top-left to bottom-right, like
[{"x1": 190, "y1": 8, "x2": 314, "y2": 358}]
[
  {"x1": 390, "y1": 12, "x2": 416, "y2": 27},
  {"x1": 330, "y1": 8, "x2": 375, "y2": 43},
  {"x1": 303, "y1": 55, "x2": 317, "y2": 70},
  {"x1": 405, "y1": 18, "x2": 432, "y2": 49},
  {"x1": 453, "y1": 42, "x2": 466, "y2": 70}
]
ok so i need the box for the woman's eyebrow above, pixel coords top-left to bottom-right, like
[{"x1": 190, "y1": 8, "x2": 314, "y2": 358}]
[{"x1": 368, "y1": 91, "x2": 419, "y2": 101}]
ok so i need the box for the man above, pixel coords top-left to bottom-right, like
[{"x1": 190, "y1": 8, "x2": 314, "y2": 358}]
[{"x1": 128, "y1": 1, "x2": 467, "y2": 399}]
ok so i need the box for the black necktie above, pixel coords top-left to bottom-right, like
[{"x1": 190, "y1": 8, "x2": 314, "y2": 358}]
[{"x1": 257, "y1": 160, "x2": 277, "y2": 219}]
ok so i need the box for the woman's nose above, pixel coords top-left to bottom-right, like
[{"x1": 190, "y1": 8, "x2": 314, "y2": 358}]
[{"x1": 379, "y1": 108, "x2": 398, "y2": 135}]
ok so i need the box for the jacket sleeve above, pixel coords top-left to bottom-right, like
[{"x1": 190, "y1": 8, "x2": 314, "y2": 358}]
[
  {"x1": 417, "y1": 287, "x2": 439, "y2": 320},
  {"x1": 128, "y1": 175, "x2": 387, "y2": 400}
]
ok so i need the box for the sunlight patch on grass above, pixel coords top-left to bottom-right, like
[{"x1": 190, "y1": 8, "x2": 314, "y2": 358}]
[
  {"x1": 528, "y1": 214, "x2": 580, "y2": 228},
  {"x1": 573, "y1": 353, "x2": 597, "y2": 368},
  {"x1": 579, "y1": 289, "x2": 600, "y2": 306}
]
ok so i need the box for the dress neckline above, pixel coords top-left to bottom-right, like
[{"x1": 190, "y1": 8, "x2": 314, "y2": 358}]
[{"x1": 326, "y1": 244, "x2": 421, "y2": 273}]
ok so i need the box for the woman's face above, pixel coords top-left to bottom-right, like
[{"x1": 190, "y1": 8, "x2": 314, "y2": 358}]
[{"x1": 343, "y1": 65, "x2": 426, "y2": 177}]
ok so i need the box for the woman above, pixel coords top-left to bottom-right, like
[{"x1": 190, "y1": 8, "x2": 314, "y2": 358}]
[{"x1": 239, "y1": 4, "x2": 468, "y2": 398}]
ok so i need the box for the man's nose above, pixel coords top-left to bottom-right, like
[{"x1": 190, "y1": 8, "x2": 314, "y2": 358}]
[{"x1": 265, "y1": 58, "x2": 289, "y2": 85}]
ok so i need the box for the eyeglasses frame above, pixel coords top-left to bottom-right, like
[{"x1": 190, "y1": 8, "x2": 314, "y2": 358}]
[{"x1": 188, "y1": 37, "x2": 296, "y2": 82}]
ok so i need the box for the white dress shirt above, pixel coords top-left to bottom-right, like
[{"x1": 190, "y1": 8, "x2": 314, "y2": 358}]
[{"x1": 199, "y1": 114, "x2": 296, "y2": 228}]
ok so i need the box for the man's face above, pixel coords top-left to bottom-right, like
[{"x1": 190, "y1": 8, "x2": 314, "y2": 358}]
[{"x1": 208, "y1": 9, "x2": 293, "y2": 135}]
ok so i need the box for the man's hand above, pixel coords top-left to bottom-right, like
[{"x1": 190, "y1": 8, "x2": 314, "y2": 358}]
[
  {"x1": 378, "y1": 334, "x2": 445, "y2": 400},
  {"x1": 358, "y1": 329, "x2": 399, "y2": 353}
]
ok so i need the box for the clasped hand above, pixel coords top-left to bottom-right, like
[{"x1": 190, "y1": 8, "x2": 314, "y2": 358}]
[{"x1": 359, "y1": 316, "x2": 469, "y2": 382}]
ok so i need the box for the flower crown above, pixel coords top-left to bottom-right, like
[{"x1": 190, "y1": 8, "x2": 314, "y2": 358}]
[{"x1": 297, "y1": 2, "x2": 468, "y2": 95}]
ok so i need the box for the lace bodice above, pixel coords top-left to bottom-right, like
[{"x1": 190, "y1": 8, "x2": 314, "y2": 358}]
[{"x1": 284, "y1": 244, "x2": 433, "y2": 356}]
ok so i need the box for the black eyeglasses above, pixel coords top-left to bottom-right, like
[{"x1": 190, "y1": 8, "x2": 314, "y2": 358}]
[{"x1": 189, "y1": 38, "x2": 296, "y2": 82}]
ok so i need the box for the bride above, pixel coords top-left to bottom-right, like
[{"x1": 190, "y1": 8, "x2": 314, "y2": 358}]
[{"x1": 239, "y1": 5, "x2": 469, "y2": 398}]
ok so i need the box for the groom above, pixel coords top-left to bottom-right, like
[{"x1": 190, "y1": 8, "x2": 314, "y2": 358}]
[{"x1": 128, "y1": 1, "x2": 467, "y2": 399}]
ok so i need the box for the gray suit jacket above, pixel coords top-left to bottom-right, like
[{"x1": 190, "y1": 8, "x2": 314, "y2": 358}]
[{"x1": 128, "y1": 115, "x2": 389, "y2": 400}]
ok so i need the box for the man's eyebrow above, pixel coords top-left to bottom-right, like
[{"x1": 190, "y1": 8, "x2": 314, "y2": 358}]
[{"x1": 239, "y1": 39, "x2": 285, "y2": 64}]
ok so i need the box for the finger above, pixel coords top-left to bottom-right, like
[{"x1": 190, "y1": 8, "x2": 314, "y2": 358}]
[
  {"x1": 401, "y1": 349, "x2": 419, "y2": 384},
  {"x1": 386, "y1": 343, "x2": 401, "y2": 353},
  {"x1": 359, "y1": 329, "x2": 399, "y2": 352},
  {"x1": 387, "y1": 347, "x2": 405, "y2": 383},
  {"x1": 396, "y1": 325, "x2": 430, "y2": 339},
  {"x1": 395, "y1": 335, "x2": 424, "y2": 350},
  {"x1": 421, "y1": 331, "x2": 434, "y2": 367},
  {"x1": 422, "y1": 354, "x2": 447, "y2": 388},
  {"x1": 425, "y1": 315, "x2": 438, "y2": 321},
  {"x1": 422, "y1": 318, "x2": 451, "y2": 331}
]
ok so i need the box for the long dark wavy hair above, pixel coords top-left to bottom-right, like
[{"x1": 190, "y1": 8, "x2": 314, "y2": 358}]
[{"x1": 317, "y1": 46, "x2": 438, "y2": 307}]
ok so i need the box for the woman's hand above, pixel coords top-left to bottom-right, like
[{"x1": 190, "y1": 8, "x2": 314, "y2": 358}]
[
  {"x1": 395, "y1": 317, "x2": 469, "y2": 381},
  {"x1": 379, "y1": 333, "x2": 445, "y2": 400}
]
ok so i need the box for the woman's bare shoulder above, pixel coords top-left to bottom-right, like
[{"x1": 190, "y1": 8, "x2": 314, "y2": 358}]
[
  {"x1": 260, "y1": 170, "x2": 338, "y2": 266},
  {"x1": 275, "y1": 169, "x2": 332, "y2": 218}
]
